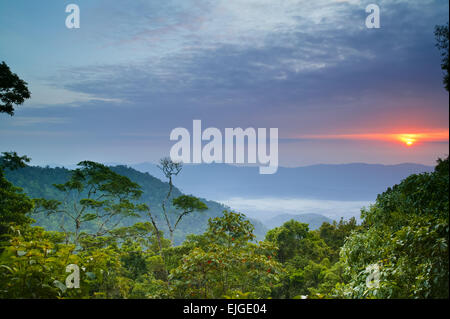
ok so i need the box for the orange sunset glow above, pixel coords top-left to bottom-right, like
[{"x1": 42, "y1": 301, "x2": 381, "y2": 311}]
[
  {"x1": 393, "y1": 132, "x2": 449, "y2": 147},
  {"x1": 294, "y1": 130, "x2": 449, "y2": 146}
]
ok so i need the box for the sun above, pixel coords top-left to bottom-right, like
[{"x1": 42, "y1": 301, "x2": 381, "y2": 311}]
[{"x1": 398, "y1": 134, "x2": 417, "y2": 147}]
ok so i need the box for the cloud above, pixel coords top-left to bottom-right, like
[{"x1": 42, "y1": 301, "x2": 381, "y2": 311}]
[
  {"x1": 24, "y1": 82, "x2": 123, "y2": 107},
  {"x1": 49, "y1": 0, "x2": 446, "y2": 102},
  {"x1": 1, "y1": 0, "x2": 447, "y2": 166},
  {"x1": 8, "y1": 116, "x2": 68, "y2": 126},
  {"x1": 220, "y1": 196, "x2": 372, "y2": 220}
]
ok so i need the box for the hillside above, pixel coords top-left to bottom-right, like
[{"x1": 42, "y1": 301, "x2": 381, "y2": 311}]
[{"x1": 4, "y1": 164, "x2": 268, "y2": 244}]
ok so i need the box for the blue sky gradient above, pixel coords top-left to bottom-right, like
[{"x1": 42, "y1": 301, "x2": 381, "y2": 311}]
[{"x1": 0, "y1": 0, "x2": 448, "y2": 166}]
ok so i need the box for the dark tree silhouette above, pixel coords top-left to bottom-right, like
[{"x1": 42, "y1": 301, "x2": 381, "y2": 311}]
[
  {"x1": 0, "y1": 61, "x2": 31, "y2": 115},
  {"x1": 434, "y1": 24, "x2": 449, "y2": 91}
]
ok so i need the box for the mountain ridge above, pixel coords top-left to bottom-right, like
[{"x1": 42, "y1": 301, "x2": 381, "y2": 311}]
[{"x1": 129, "y1": 162, "x2": 434, "y2": 201}]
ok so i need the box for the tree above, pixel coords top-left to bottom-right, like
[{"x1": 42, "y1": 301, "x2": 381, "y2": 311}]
[
  {"x1": 0, "y1": 152, "x2": 33, "y2": 246},
  {"x1": 0, "y1": 225, "x2": 80, "y2": 298},
  {"x1": 265, "y1": 220, "x2": 332, "y2": 298},
  {"x1": 265, "y1": 220, "x2": 310, "y2": 263},
  {"x1": 172, "y1": 195, "x2": 208, "y2": 233},
  {"x1": 318, "y1": 217, "x2": 358, "y2": 262},
  {"x1": 0, "y1": 61, "x2": 31, "y2": 115},
  {"x1": 0, "y1": 151, "x2": 31, "y2": 170},
  {"x1": 34, "y1": 161, "x2": 147, "y2": 245},
  {"x1": 434, "y1": 23, "x2": 449, "y2": 91},
  {"x1": 336, "y1": 157, "x2": 449, "y2": 298},
  {"x1": 170, "y1": 211, "x2": 282, "y2": 298},
  {"x1": 149, "y1": 157, "x2": 207, "y2": 248}
]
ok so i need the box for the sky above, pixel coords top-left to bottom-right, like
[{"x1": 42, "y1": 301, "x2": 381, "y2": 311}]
[{"x1": 0, "y1": 0, "x2": 448, "y2": 167}]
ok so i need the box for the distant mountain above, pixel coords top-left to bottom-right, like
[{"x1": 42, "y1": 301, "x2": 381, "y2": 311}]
[
  {"x1": 263, "y1": 213, "x2": 333, "y2": 230},
  {"x1": 4, "y1": 165, "x2": 268, "y2": 244},
  {"x1": 132, "y1": 162, "x2": 434, "y2": 201}
]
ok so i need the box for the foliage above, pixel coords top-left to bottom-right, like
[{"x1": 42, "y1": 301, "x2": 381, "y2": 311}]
[
  {"x1": 0, "y1": 172, "x2": 33, "y2": 244},
  {"x1": 265, "y1": 219, "x2": 349, "y2": 298},
  {"x1": 0, "y1": 61, "x2": 31, "y2": 116},
  {"x1": 336, "y1": 157, "x2": 449, "y2": 298},
  {"x1": 4, "y1": 164, "x2": 259, "y2": 245},
  {"x1": 1, "y1": 153, "x2": 448, "y2": 299},
  {"x1": 33, "y1": 161, "x2": 148, "y2": 245},
  {"x1": 435, "y1": 23, "x2": 449, "y2": 91},
  {"x1": 170, "y1": 211, "x2": 283, "y2": 298},
  {"x1": 0, "y1": 153, "x2": 33, "y2": 247},
  {"x1": 152, "y1": 158, "x2": 208, "y2": 247},
  {"x1": 0, "y1": 225, "x2": 79, "y2": 298}
]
